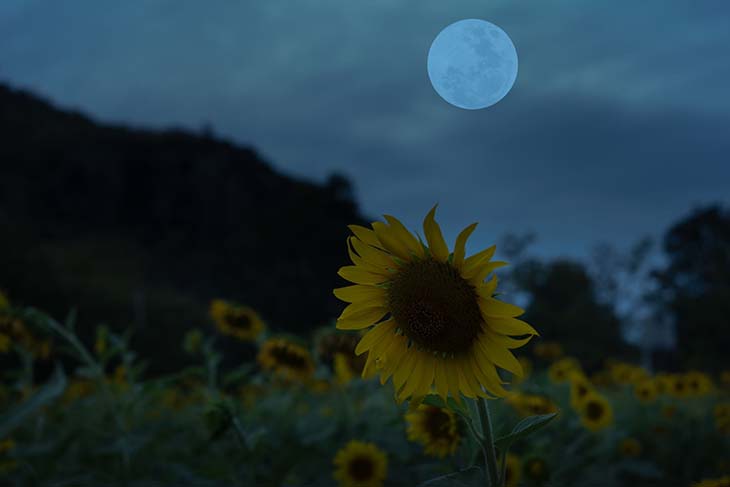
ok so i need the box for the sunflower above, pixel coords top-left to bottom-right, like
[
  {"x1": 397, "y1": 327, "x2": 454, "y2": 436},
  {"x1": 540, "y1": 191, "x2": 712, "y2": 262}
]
[
  {"x1": 513, "y1": 356, "x2": 532, "y2": 384},
  {"x1": 258, "y1": 338, "x2": 315, "y2": 382},
  {"x1": 668, "y1": 374, "x2": 689, "y2": 398},
  {"x1": 524, "y1": 457, "x2": 549, "y2": 484},
  {"x1": 691, "y1": 476, "x2": 730, "y2": 487},
  {"x1": 569, "y1": 372, "x2": 594, "y2": 408},
  {"x1": 209, "y1": 299, "x2": 265, "y2": 342},
  {"x1": 685, "y1": 371, "x2": 713, "y2": 396},
  {"x1": 334, "y1": 207, "x2": 537, "y2": 405},
  {"x1": 0, "y1": 438, "x2": 17, "y2": 474},
  {"x1": 634, "y1": 378, "x2": 658, "y2": 403},
  {"x1": 548, "y1": 357, "x2": 580, "y2": 384},
  {"x1": 715, "y1": 404, "x2": 730, "y2": 435},
  {"x1": 504, "y1": 453, "x2": 521, "y2": 487},
  {"x1": 618, "y1": 437, "x2": 642, "y2": 457},
  {"x1": 405, "y1": 404, "x2": 461, "y2": 458},
  {"x1": 334, "y1": 352, "x2": 359, "y2": 384},
  {"x1": 578, "y1": 392, "x2": 613, "y2": 432},
  {"x1": 506, "y1": 393, "x2": 557, "y2": 417},
  {"x1": 333, "y1": 440, "x2": 388, "y2": 487},
  {"x1": 532, "y1": 341, "x2": 563, "y2": 361},
  {"x1": 654, "y1": 372, "x2": 673, "y2": 395}
]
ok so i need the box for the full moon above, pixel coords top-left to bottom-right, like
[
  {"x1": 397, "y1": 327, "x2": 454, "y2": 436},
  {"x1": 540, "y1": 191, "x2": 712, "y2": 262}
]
[{"x1": 427, "y1": 19, "x2": 518, "y2": 110}]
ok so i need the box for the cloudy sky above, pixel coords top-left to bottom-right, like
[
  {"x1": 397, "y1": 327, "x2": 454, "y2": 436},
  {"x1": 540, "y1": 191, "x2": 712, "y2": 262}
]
[{"x1": 1, "y1": 0, "x2": 729, "y2": 258}]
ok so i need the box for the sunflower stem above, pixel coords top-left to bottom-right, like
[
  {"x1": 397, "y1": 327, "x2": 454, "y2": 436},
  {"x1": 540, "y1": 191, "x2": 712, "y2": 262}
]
[{"x1": 476, "y1": 397, "x2": 500, "y2": 487}]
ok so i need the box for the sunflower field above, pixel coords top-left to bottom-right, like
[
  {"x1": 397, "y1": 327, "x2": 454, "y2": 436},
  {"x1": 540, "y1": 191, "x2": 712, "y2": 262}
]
[{"x1": 1, "y1": 209, "x2": 729, "y2": 487}]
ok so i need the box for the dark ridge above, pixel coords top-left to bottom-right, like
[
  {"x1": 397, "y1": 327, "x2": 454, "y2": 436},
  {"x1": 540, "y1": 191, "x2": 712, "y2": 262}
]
[{"x1": 0, "y1": 83, "x2": 365, "y2": 373}]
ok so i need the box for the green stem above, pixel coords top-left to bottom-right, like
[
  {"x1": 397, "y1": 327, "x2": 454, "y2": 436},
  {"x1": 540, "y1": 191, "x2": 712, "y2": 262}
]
[{"x1": 476, "y1": 397, "x2": 500, "y2": 487}]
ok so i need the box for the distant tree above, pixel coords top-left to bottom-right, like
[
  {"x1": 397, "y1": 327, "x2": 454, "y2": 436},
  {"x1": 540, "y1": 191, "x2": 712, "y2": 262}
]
[
  {"x1": 653, "y1": 205, "x2": 730, "y2": 371},
  {"x1": 511, "y1": 257, "x2": 626, "y2": 368}
]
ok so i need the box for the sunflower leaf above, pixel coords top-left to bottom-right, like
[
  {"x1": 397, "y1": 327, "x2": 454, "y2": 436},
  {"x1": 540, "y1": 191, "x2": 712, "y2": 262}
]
[{"x1": 493, "y1": 412, "x2": 558, "y2": 452}]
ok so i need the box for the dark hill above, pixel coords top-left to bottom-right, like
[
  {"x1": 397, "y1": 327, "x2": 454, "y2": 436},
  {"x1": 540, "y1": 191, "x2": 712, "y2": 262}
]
[{"x1": 0, "y1": 83, "x2": 364, "y2": 373}]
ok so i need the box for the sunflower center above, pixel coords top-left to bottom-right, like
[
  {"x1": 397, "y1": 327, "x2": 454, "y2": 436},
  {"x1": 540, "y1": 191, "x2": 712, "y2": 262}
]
[
  {"x1": 585, "y1": 401, "x2": 604, "y2": 420},
  {"x1": 348, "y1": 456, "x2": 374, "y2": 481},
  {"x1": 227, "y1": 313, "x2": 252, "y2": 330},
  {"x1": 424, "y1": 408, "x2": 452, "y2": 440},
  {"x1": 387, "y1": 259, "x2": 482, "y2": 354}
]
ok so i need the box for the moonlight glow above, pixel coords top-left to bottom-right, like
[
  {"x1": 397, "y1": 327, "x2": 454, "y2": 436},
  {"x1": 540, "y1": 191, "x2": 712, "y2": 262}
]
[{"x1": 427, "y1": 19, "x2": 518, "y2": 110}]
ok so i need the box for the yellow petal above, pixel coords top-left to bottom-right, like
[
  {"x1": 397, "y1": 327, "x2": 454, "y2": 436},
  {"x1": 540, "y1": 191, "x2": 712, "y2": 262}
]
[
  {"x1": 456, "y1": 360, "x2": 477, "y2": 398},
  {"x1": 486, "y1": 317, "x2": 538, "y2": 337},
  {"x1": 444, "y1": 359, "x2": 461, "y2": 402},
  {"x1": 377, "y1": 335, "x2": 407, "y2": 385},
  {"x1": 453, "y1": 222, "x2": 478, "y2": 269},
  {"x1": 463, "y1": 245, "x2": 496, "y2": 275},
  {"x1": 333, "y1": 285, "x2": 387, "y2": 304},
  {"x1": 383, "y1": 215, "x2": 425, "y2": 258},
  {"x1": 336, "y1": 307, "x2": 388, "y2": 330},
  {"x1": 479, "y1": 297, "x2": 524, "y2": 318},
  {"x1": 480, "y1": 276, "x2": 499, "y2": 298},
  {"x1": 393, "y1": 348, "x2": 417, "y2": 393},
  {"x1": 423, "y1": 205, "x2": 449, "y2": 262},
  {"x1": 348, "y1": 224, "x2": 382, "y2": 249},
  {"x1": 434, "y1": 359, "x2": 449, "y2": 401},
  {"x1": 399, "y1": 351, "x2": 434, "y2": 402},
  {"x1": 484, "y1": 329, "x2": 534, "y2": 349},
  {"x1": 372, "y1": 221, "x2": 412, "y2": 261},
  {"x1": 350, "y1": 237, "x2": 398, "y2": 270},
  {"x1": 355, "y1": 319, "x2": 396, "y2": 355},
  {"x1": 468, "y1": 354, "x2": 499, "y2": 399},
  {"x1": 478, "y1": 335, "x2": 524, "y2": 377},
  {"x1": 346, "y1": 238, "x2": 387, "y2": 273},
  {"x1": 471, "y1": 350, "x2": 508, "y2": 396},
  {"x1": 338, "y1": 266, "x2": 389, "y2": 285},
  {"x1": 467, "y1": 261, "x2": 509, "y2": 284}
]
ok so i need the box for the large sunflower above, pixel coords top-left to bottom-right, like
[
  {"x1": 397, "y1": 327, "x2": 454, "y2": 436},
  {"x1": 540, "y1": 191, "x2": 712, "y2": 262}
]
[
  {"x1": 333, "y1": 440, "x2": 388, "y2": 487},
  {"x1": 209, "y1": 299, "x2": 265, "y2": 342},
  {"x1": 334, "y1": 207, "x2": 537, "y2": 404},
  {"x1": 405, "y1": 404, "x2": 461, "y2": 458}
]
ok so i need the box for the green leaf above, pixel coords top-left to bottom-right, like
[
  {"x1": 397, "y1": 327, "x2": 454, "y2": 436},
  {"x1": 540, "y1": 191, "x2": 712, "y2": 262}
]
[
  {"x1": 494, "y1": 412, "x2": 558, "y2": 452},
  {"x1": 0, "y1": 366, "x2": 67, "y2": 438}
]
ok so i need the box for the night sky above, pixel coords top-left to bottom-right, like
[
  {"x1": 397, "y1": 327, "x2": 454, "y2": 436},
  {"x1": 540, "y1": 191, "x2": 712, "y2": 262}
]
[{"x1": 2, "y1": 0, "x2": 729, "y2": 258}]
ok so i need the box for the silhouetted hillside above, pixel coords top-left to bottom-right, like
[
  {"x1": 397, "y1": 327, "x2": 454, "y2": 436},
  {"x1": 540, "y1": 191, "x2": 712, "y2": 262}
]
[{"x1": 0, "y1": 83, "x2": 364, "y2": 372}]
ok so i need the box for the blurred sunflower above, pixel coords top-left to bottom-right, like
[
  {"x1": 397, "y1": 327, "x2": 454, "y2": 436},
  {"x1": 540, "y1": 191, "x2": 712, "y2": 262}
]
[
  {"x1": 209, "y1": 299, "x2": 265, "y2": 342},
  {"x1": 405, "y1": 404, "x2": 461, "y2": 458},
  {"x1": 504, "y1": 453, "x2": 521, "y2": 487},
  {"x1": 569, "y1": 372, "x2": 594, "y2": 408},
  {"x1": 634, "y1": 379, "x2": 658, "y2": 403},
  {"x1": 334, "y1": 207, "x2": 537, "y2": 404},
  {"x1": 258, "y1": 338, "x2": 315, "y2": 382},
  {"x1": 532, "y1": 341, "x2": 563, "y2": 361},
  {"x1": 506, "y1": 393, "x2": 557, "y2": 417},
  {"x1": 0, "y1": 291, "x2": 8, "y2": 310},
  {"x1": 685, "y1": 371, "x2": 713, "y2": 396},
  {"x1": 548, "y1": 357, "x2": 580, "y2": 384},
  {"x1": 0, "y1": 438, "x2": 17, "y2": 474},
  {"x1": 618, "y1": 437, "x2": 642, "y2": 457},
  {"x1": 333, "y1": 440, "x2": 388, "y2": 487},
  {"x1": 691, "y1": 476, "x2": 730, "y2": 487},
  {"x1": 715, "y1": 404, "x2": 730, "y2": 435},
  {"x1": 524, "y1": 457, "x2": 549, "y2": 484},
  {"x1": 668, "y1": 374, "x2": 689, "y2": 398},
  {"x1": 334, "y1": 352, "x2": 360, "y2": 384},
  {"x1": 578, "y1": 393, "x2": 613, "y2": 432},
  {"x1": 654, "y1": 372, "x2": 673, "y2": 395},
  {"x1": 721, "y1": 371, "x2": 730, "y2": 390}
]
